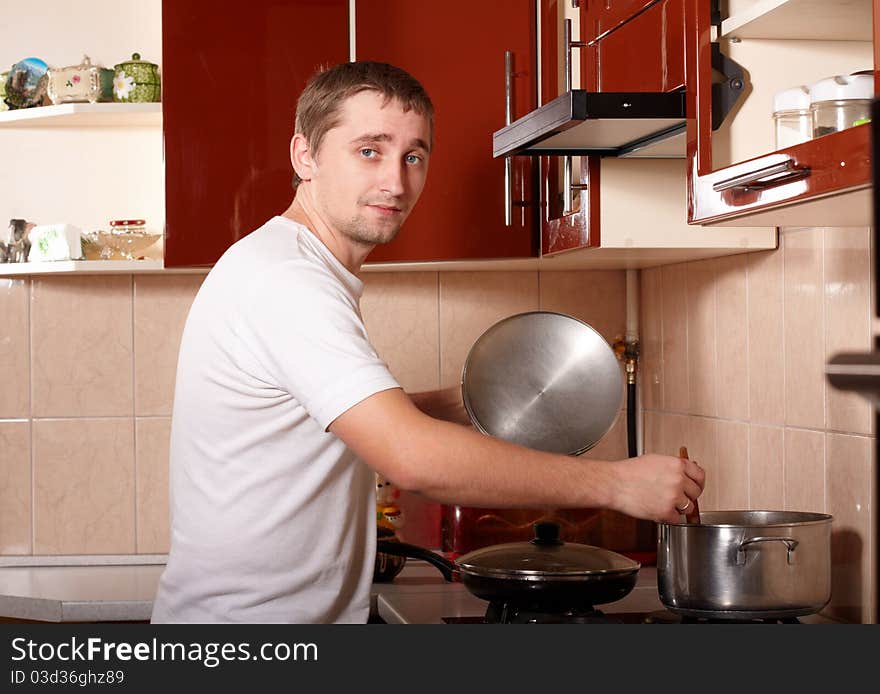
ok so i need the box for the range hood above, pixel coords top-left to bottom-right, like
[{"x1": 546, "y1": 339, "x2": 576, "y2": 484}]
[{"x1": 492, "y1": 89, "x2": 687, "y2": 159}]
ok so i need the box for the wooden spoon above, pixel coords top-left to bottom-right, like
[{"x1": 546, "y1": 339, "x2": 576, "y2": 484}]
[{"x1": 678, "y1": 446, "x2": 701, "y2": 524}]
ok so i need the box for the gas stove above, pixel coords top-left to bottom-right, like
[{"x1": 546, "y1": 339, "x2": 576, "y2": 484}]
[{"x1": 441, "y1": 603, "x2": 803, "y2": 624}]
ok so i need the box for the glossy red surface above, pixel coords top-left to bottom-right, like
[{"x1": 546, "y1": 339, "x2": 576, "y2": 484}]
[
  {"x1": 162, "y1": 0, "x2": 349, "y2": 267},
  {"x1": 597, "y1": 0, "x2": 684, "y2": 92},
  {"x1": 684, "y1": 0, "x2": 877, "y2": 224},
  {"x1": 583, "y1": 0, "x2": 658, "y2": 43},
  {"x1": 358, "y1": 0, "x2": 538, "y2": 262}
]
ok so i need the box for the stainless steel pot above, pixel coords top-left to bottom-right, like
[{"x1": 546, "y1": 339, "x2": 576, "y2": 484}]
[{"x1": 657, "y1": 510, "x2": 832, "y2": 620}]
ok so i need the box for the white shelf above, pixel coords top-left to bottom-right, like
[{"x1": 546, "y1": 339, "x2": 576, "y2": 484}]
[
  {"x1": 721, "y1": 0, "x2": 873, "y2": 41},
  {"x1": 0, "y1": 259, "x2": 207, "y2": 276},
  {"x1": 0, "y1": 102, "x2": 162, "y2": 128}
]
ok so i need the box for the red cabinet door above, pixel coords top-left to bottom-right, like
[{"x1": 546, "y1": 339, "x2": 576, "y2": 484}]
[
  {"x1": 597, "y1": 0, "x2": 684, "y2": 92},
  {"x1": 685, "y1": 0, "x2": 875, "y2": 225},
  {"x1": 162, "y1": 0, "x2": 349, "y2": 267},
  {"x1": 357, "y1": 0, "x2": 538, "y2": 262},
  {"x1": 583, "y1": 0, "x2": 657, "y2": 43}
]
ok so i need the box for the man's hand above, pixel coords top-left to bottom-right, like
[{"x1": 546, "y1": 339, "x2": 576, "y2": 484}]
[{"x1": 607, "y1": 454, "x2": 706, "y2": 524}]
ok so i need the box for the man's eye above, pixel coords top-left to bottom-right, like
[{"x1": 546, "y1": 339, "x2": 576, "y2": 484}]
[
  {"x1": 360, "y1": 148, "x2": 377, "y2": 158},
  {"x1": 405, "y1": 154, "x2": 422, "y2": 164}
]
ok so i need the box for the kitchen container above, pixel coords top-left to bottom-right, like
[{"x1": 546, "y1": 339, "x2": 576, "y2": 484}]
[
  {"x1": 772, "y1": 85, "x2": 811, "y2": 149},
  {"x1": 47, "y1": 55, "x2": 114, "y2": 104},
  {"x1": 657, "y1": 510, "x2": 832, "y2": 620},
  {"x1": 809, "y1": 74, "x2": 873, "y2": 138},
  {"x1": 112, "y1": 53, "x2": 161, "y2": 103}
]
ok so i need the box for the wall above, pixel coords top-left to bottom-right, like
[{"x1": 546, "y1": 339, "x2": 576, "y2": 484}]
[
  {"x1": 640, "y1": 226, "x2": 876, "y2": 624},
  {"x1": 0, "y1": 268, "x2": 629, "y2": 557}
]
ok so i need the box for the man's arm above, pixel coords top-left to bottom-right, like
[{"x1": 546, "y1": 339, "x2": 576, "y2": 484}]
[
  {"x1": 329, "y1": 388, "x2": 704, "y2": 524},
  {"x1": 407, "y1": 385, "x2": 471, "y2": 425}
]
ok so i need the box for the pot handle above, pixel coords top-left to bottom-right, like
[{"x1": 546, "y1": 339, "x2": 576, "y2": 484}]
[
  {"x1": 376, "y1": 539, "x2": 459, "y2": 582},
  {"x1": 736, "y1": 536, "x2": 799, "y2": 566}
]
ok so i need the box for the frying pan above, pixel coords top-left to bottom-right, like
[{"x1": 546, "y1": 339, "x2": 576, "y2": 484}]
[
  {"x1": 461, "y1": 311, "x2": 622, "y2": 456},
  {"x1": 376, "y1": 522, "x2": 640, "y2": 610}
]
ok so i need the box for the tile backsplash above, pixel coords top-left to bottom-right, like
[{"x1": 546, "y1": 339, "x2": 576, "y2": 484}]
[
  {"x1": 0, "y1": 268, "x2": 628, "y2": 561},
  {"x1": 641, "y1": 226, "x2": 876, "y2": 624},
  {"x1": 1, "y1": 227, "x2": 875, "y2": 622}
]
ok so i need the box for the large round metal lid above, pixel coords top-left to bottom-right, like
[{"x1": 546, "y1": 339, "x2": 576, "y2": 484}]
[
  {"x1": 456, "y1": 523, "x2": 640, "y2": 580},
  {"x1": 461, "y1": 311, "x2": 622, "y2": 455}
]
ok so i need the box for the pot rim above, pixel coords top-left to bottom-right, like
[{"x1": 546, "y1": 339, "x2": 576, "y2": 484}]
[
  {"x1": 660, "y1": 509, "x2": 832, "y2": 527},
  {"x1": 457, "y1": 564, "x2": 640, "y2": 581}
]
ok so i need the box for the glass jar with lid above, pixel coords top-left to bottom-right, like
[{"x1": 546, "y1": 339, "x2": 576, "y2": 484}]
[
  {"x1": 809, "y1": 73, "x2": 874, "y2": 138},
  {"x1": 773, "y1": 85, "x2": 812, "y2": 149}
]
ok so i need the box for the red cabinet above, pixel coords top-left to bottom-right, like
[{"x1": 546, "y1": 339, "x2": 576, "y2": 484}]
[
  {"x1": 540, "y1": 0, "x2": 685, "y2": 256},
  {"x1": 685, "y1": 0, "x2": 877, "y2": 226},
  {"x1": 162, "y1": 0, "x2": 349, "y2": 267},
  {"x1": 357, "y1": 0, "x2": 538, "y2": 263}
]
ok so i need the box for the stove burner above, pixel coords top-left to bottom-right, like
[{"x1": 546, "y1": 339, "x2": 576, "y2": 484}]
[
  {"x1": 643, "y1": 610, "x2": 802, "y2": 625},
  {"x1": 484, "y1": 601, "x2": 625, "y2": 624}
]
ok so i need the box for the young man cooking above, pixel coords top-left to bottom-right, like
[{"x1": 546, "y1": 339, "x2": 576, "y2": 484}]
[{"x1": 151, "y1": 61, "x2": 705, "y2": 624}]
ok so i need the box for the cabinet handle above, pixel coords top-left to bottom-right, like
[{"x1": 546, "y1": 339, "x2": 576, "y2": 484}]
[
  {"x1": 504, "y1": 50, "x2": 513, "y2": 227},
  {"x1": 562, "y1": 19, "x2": 589, "y2": 216},
  {"x1": 712, "y1": 159, "x2": 811, "y2": 192}
]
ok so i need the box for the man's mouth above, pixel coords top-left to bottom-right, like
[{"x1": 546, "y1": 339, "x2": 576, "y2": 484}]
[{"x1": 366, "y1": 204, "x2": 403, "y2": 216}]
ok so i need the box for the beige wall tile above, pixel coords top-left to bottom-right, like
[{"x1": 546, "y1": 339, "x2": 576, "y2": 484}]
[
  {"x1": 539, "y1": 270, "x2": 626, "y2": 344},
  {"x1": 644, "y1": 411, "x2": 660, "y2": 454},
  {"x1": 31, "y1": 276, "x2": 133, "y2": 417},
  {"x1": 686, "y1": 260, "x2": 717, "y2": 416},
  {"x1": 0, "y1": 421, "x2": 31, "y2": 554},
  {"x1": 582, "y1": 411, "x2": 627, "y2": 461},
  {"x1": 784, "y1": 428, "x2": 825, "y2": 513},
  {"x1": 825, "y1": 433, "x2": 873, "y2": 623},
  {"x1": 784, "y1": 229, "x2": 826, "y2": 429},
  {"x1": 361, "y1": 272, "x2": 440, "y2": 393},
  {"x1": 0, "y1": 279, "x2": 29, "y2": 418},
  {"x1": 748, "y1": 248, "x2": 785, "y2": 425},
  {"x1": 715, "y1": 420, "x2": 749, "y2": 510},
  {"x1": 134, "y1": 275, "x2": 204, "y2": 416},
  {"x1": 686, "y1": 416, "x2": 718, "y2": 511},
  {"x1": 749, "y1": 425, "x2": 784, "y2": 510},
  {"x1": 136, "y1": 418, "x2": 171, "y2": 554},
  {"x1": 438, "y1": 272, "x2": 539, "y2": 388},
  {"x1": 660, "y1": 264, "x2": 689, "y2": 412},
  {"x1": 648, "y1": 412, "x2": 689, "y2": 458},
  {"x1": 640, "y1": 267, "x2": 663, "y2": 411},
  {"x1": 716, "y1": 255, "x2": 749, "y2": 421},
  {"x1": 33, "y1": 419, "x2": 135, "y2": 554},
  {"x1": 824, "y1": 227, "x2": 872, "y2": 435}
]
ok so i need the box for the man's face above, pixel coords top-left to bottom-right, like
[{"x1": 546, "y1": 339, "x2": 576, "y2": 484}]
[{"x1": 307, "y1": 91, "x2": 431, "y2": 247}]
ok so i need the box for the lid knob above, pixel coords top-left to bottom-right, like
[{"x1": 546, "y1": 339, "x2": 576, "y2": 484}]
[
  {"x1": 531, "y1": 521, "x2": 563, "y2": 546},
  {"x1": 132, "y1": 53, "x2": 141, "y2": 61}
]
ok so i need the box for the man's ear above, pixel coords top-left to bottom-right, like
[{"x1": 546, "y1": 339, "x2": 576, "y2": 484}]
[{"x1": 290, "y1": 133, "x2": 316, "y2": 182}]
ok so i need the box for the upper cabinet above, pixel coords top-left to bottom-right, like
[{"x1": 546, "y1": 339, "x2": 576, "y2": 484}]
[
  {"x1": 686, "y1": 0, "x2": 877, "y2": 226},
  {"x1": 533, "y1": 0, "x2": 774, "y2": 261},
  {"x1": 162, "y1": 0, "x2": 349, "y2": 267},
  {"x1": 358, "y1": 0, "x2": 538, "y2": 264}
]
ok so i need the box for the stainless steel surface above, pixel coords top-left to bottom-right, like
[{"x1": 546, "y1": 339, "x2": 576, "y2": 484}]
[
  {"x1": 461, "y1": 311, "x2": 623, "y2": 455},
  {"x1": 504, "y1": 50, "x2": 513, "y2": 227},
  {"x1": 657, "y1": 511, "x2": 832, "y2": 619},
  {"x1": 711, "y1": 158, "x2": 811, "y2": 192},
  {"x1": 563, "y1": 154, "x2": 573, "y2": 214}
]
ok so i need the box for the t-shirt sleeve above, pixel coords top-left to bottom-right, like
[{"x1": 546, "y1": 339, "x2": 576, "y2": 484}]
[{"x1": 235, "y1": 262, "x2": 400, "y2": 430}]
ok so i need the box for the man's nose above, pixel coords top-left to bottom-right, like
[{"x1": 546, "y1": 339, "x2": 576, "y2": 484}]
[{"x1": 378, "y1": 160, "x2": 406, "y2": 196}]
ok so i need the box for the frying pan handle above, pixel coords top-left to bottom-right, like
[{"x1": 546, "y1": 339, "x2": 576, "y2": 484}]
[
  {"x1": 376, "y1": 539, "x2": 459, "y2": 582},
  {"x1": 736, "y1": 536, "x2": 799, "y2": 566}
]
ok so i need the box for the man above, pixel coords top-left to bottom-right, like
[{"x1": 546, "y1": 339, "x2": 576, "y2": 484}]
[{"x1": 151, "y1": 61, "x2": 704, "y2": 624}]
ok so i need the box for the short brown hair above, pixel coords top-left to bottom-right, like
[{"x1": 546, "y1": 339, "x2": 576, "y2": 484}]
[{"x1": 292, "y1": 61, "x2": 434, "y2": 187}]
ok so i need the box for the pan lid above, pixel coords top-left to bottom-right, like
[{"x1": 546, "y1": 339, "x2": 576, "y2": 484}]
[
  {"x1": 461, "y1": 311, "x2": 622, "y2": 456},
  {"x1": 456, "y1": 522, "x2": 640, "y2": 580}
]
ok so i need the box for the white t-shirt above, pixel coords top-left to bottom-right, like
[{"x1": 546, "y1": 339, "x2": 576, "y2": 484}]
[{"x1": 151, "y1": 216, "x2": 400, "y2": 623}]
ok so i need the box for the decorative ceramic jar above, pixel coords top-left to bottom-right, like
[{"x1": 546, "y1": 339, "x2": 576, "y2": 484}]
[
  {"x1": 0, "y1": 71, "x2": 8, "y2": 111},
  {"x1": 112, "y1": 53, "x2": 161, "y2": 103},
  {"x1": 47, "y1": 55, "x2": 114, "y2": 104}
]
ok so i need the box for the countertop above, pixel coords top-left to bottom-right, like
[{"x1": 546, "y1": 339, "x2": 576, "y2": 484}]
[
  {"x1": 0, "y1": 557, "x2": 659, "y2": 624},
  {"x1": 0, "y1": 558, "x2": 835, "y2": 624}
]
